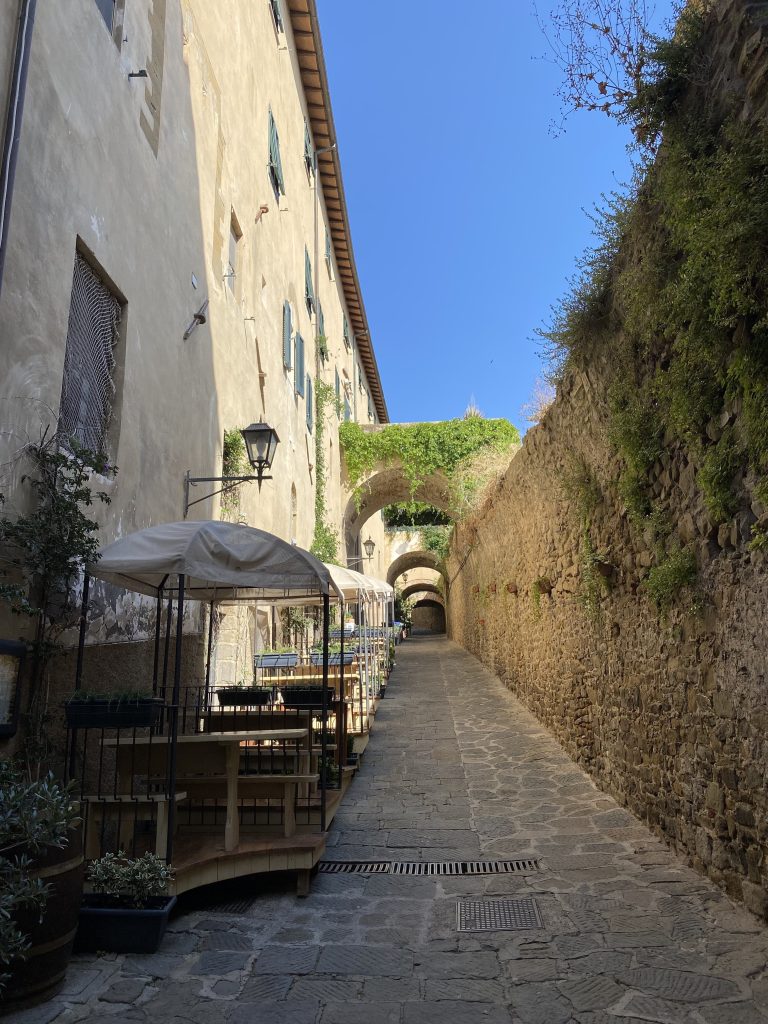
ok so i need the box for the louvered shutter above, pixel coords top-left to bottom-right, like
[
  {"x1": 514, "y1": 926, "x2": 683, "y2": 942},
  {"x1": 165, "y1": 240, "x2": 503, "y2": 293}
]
[
  {"x1": 306, "y1": 375, "x2": 313, "y2": 431},
  {"x1": 268, "y1": 109, "x2": 285, "y2": 196},
  {"x1": 295, "y1": 334, "x2": 305, "y2": 396},
  {"x1": 283, "y1": 301, "x2": 292, "y2": 368},
  {"x1": 305, "y1": 248, "x2": 315, "y2": 313}
]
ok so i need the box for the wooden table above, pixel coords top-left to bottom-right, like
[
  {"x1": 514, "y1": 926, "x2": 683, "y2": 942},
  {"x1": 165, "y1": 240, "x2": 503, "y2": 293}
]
[{"x1": 104, "y1": 729, "x2": 309, "y2": 851}]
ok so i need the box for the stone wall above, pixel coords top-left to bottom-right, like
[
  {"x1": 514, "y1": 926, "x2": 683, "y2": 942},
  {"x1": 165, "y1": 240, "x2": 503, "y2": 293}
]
[{"x1": 446, "y1": 0, "x2": 768, "y2": 918}]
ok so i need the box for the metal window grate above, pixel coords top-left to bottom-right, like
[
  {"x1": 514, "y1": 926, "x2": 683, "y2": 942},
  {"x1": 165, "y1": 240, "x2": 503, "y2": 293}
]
[
  {"x1": 318, "y1": 859, "x2": 539, "y2": 876},
  {"x1": 57, "y1": 253, "x2": 121, "y2": 453},
  {"x1": 457, "y1": 898, "x2": 543, "y2": 932}
]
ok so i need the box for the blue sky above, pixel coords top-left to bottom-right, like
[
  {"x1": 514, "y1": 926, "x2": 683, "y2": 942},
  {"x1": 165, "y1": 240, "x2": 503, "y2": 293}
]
[{"x1": 316, "y1": 0, "x2": 671, "y2": 434}]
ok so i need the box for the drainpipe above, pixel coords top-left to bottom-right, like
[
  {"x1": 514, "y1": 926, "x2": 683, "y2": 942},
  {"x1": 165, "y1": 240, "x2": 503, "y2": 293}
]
[{"x1": 0, "y1": 0, "x2": 37, "y2": 299}]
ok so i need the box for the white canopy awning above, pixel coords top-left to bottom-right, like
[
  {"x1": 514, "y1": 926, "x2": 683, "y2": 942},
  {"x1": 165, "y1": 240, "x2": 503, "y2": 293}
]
[{"x1": 88, "y1": 520, "x2": 343, "y2": 603}]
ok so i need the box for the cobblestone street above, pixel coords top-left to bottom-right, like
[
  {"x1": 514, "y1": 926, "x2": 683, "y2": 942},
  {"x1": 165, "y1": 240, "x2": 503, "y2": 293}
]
[{"x1": 21, "y1": 636, "x2": 768, "y2": 1024}]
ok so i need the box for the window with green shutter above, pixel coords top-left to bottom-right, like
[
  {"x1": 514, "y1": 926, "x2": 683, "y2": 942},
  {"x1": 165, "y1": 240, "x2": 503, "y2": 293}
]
[
  {"x1": 368, "y1": 391, "x2": 373, "y2": 420},
  {"x1": 342, "y1": 314, "x2": 350, "y2": 350},
  {"x1": 335, "y1": 367, "x2": 341, "y2": 414},
  {"x1": 306, "y1": 375, "x2": 313, "y2": 432},
  {"x1": 295, "y1": 333, "x2": 305, "y2": 396},
  {"x1": 325, "y1": 229, "x2": 332, "y2": 276},
  {"x1": 283, "y1": 301, "x2": 292, "y2": 368},
  {"x1": 344, "y1": 398, "x2": 351, "y2": 422},
  {"x1": 304, "y1": 120, "x2": 313, "y2": 180},
  {"x1": 304, "y1": 247, "x2": 315, "y2": 314},
  {"x1": 269, "y1": 0, "x2": 283, "y2": 32},
  {"x1": 268, "y1": 109, "x2": 285, "y2": 198}
]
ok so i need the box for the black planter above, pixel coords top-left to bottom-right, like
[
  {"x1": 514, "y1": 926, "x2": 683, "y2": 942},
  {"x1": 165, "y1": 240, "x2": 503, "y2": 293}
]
[
  {"x1": 254, "y1": 653, "x2": 298, "y2": 669},
  {"x1": 216, "y1": 687, "x2": 273, "y2": 707},
  {"x1": 309, "y1": 652, "x2": 354, "y2": 667},
  {"x1": 74, "y1": 896, "x2": 177, "y2": 954},
  {"x1": 64, "y1": 697, "x2": 163, "y2": 730},
  {"x1": 280, "y1": 686, "x2": 335, "y2": 708}
]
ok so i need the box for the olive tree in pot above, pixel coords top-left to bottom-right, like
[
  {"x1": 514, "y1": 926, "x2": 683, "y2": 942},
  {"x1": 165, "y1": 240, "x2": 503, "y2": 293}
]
[
  {"x1": 0, "y1": 764, "x2": 82, "y2": 1010},
  {"x1": 76, "y1": 852, "x2": 176, "y2": 954}
]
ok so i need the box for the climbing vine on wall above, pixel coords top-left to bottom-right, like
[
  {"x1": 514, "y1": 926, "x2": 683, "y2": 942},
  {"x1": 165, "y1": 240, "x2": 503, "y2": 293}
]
[
  {"x1": 310, "y1": 381, "x2": 341, "y2": 564},
  {"x1": 539, "y1": 3, "x2": 768, "y2": 590},
  {"x1": 221, "y1": 428, "x2": 248, "y2": 520},
  {"x1": 339, "y1": 418, "x2": 519, "y2": 514}
]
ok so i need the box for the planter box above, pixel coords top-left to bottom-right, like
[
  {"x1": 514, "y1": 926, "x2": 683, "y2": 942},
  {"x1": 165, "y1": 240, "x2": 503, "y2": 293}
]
[
  {"x1": 254, "y1": 653, "x2": 298, "y2": 669},
  {"x1": 74, "y1": 896, "x2": 177, "y2": 954},
  {"x1": 216, "y1": 687, "x2": 273, "y2": 707},
  {"x1": 309, "y1": 652, "x2": 355, "y2": 667},
  {"x1": 280, "y1": 686, "x2": 335, "y2": 708},
  {"x1": 65, "y1": 697, "x2": 163, "y2": 730}
]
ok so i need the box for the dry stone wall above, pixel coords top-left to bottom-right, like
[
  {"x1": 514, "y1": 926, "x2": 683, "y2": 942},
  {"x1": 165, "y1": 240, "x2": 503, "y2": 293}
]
[
  {"x1": 447, "y1": 0, "x2": 768, "y2": 918},
  {"x1": 447, "y1": 363, "x2": 768, "y2": 916}
]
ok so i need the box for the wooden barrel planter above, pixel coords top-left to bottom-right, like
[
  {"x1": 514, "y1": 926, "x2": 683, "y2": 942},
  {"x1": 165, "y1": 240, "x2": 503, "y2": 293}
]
[{"x1": 2, "y1": 826, "x2": 84, "y2": 1013}]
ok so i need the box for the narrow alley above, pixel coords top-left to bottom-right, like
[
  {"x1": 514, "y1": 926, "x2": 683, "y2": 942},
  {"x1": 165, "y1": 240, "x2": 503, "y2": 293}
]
[{"x1": 35, "y1": 637, "x2": 768, "y2": 1024}]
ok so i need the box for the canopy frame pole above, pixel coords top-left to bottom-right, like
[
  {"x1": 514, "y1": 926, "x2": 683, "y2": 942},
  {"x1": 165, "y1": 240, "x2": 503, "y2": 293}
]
[
  {"x1": 68, "y1": 570, "x2": 90, "y2": 780},
  {"x1": 151, "y1": 588, "x2": 163, "y2": 696},
  {"x1": 166, "y1": 573, "x2": 185, "y2": 863},
  {"x1": 320, "y1": 592, "x2": 329, "y2": 833},
  {"x1": 339, "y1": 600, "x2": 346, "y2": 770}
]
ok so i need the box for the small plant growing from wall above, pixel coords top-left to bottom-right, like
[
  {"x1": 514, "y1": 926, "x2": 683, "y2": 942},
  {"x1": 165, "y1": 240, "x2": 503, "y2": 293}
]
[
  {"x1": 310, "y1": 381, "x2": 341, "y2": 564},
  {"x1": 560, "y1": 454, "x2": 611, "y2": 622},
  {"x1": 221, "y1": 428, "x2": 248, "y2": 520},
  {"x1": 644, "y1": 546, "x2": 697, "y2": 614}
]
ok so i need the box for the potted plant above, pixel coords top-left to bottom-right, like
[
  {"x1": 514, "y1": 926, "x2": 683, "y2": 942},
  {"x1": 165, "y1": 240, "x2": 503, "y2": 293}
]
[
  {"x1": 75, "y1": 851, "x2": 175, "y2": 954},
  {"x1": 216, "y1": 681, "x2": 274, "y2": 707},
  {"x1": 254, "y1": 648, "x2": 298, "y2": 670},
  {"x1": 280, "y1": 685, "x2": 335, "y2": 708},
  {"x1": 64, "y1": 689, "x2": 163, "y2": 729},
  {"x1": 0, "y1": 764, "x2": 83, "y2": 1010},
  {"x1": 309, "y1": 643, "x2": 354, "y2": 667}
]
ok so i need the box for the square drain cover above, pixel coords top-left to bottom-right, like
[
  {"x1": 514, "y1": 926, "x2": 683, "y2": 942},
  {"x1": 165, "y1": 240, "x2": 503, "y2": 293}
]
[{"x1": 457, "y1": 897, "x2": 543, "y2": 932}]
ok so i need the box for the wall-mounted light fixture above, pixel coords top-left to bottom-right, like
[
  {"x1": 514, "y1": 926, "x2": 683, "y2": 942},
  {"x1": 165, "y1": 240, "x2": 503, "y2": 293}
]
[
  {"x1": 0, "y1": 639, "x2": 26, "y2": 737},
  {"x1": 128, "y1": 69, "x2": 148, "y2": 79},
  {"x1": 183, "y1": 299, "x2": 209, "y2": 340},
  {"x1": 184, "y1": 420, "x2": 279, "y2": 517},
  {"x1": 363, "y1": 536, "x2": 375, "y2": 560}
]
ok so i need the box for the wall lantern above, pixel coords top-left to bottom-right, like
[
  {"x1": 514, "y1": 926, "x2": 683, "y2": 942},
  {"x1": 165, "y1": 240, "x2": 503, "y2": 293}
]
[
  {"x1": 184, "y1": 420, "x2": 280, "y2": 518},
  {"x1": 363, "y1": 536, "x2": 375, "y2": 560},
  {"x1": 0, "y1": 639, "x2": 26, "y2": 738}
]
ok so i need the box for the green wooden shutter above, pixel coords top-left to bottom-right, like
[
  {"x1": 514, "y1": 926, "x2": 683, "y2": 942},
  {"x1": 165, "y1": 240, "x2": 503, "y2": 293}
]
[
  {"x1": 325, "y1": 229, "x2": 332, "y2": 272},
  {"x1": 318, "y1": 302, "x2": 325, "y2": 339},
  {"x1": 306, "y1": 375, "x2": 313, "y2": 432},
  {"x1": 344, "y1": 398, "x2": 351, "y2": 422},
  {"x1": 342, "y1": 314, "x2": 350, "y2": 349},
  {"x1": 304, "y1": 248, "x2": 315, "y2": 314},
  {"x1": 304, "y1": 120, "x2": 313, "y2": 177},
  {"x1": 269, "y1": 0, "x2": 283, "y2": 32},
  {"x1": 268, "y1": 109, "x2": 285, "y2": 196},
  {"x1": 335, "y1": 367, "x2": 340, "y2": 408},
  {"x1": 283, "y1": 301, "x2": 292, "y2": 368},
  {"x1": 295, "y1": 334, "x2": 305, "y2": 396}
]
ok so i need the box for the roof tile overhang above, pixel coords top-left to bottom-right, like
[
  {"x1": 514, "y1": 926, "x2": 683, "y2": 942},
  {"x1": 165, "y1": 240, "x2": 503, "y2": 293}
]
[{"x1": 287, "y1": 0, "x2": 389, "y2": 423}]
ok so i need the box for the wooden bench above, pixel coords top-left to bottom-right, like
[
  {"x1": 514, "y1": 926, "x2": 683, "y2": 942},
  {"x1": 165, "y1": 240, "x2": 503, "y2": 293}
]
[
  {"x1": 176, "y1": 774, "x2": 319, "y2": 837},
  {"x1": 81, "y1": 791, "x2": 188, "y2": 858}
]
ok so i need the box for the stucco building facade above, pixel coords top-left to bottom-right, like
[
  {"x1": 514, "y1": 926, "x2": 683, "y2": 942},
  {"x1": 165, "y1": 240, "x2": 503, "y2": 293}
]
[{"x1": 0, "y1": 0, "x2": 389, "y2": 724}]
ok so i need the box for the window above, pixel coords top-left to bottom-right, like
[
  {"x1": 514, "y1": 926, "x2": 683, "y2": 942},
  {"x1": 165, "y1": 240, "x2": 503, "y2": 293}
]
[
  {"x1": 304, "y1": 247, "x2": 315, "y2": 315},
  {"x1": 269, "y1": 0, "x2": 284, "y2": 33},
  {"x1": 342, "y1": 314, "x2": 351, "y2": 351},
  {"x1": 325, "y1": 229, "x2": 332, "y2": 276},
  {"x1": 226, "y1": 214, "x2": 241, "y2": 293},
  {"x1": 368, "y1": 391, "x2": 373, "y2": 420},
  {"x1": 304, "y1": 121, "x2": 313, "y2": 180},
  {"x1": 306, "y1": 375, "x2": 313, "y2": 432},
  {"x1": 343, "y1": 398, "x2": 351, "y2": 422},
  {"x1": 295, "y1": 334, "x2": 305, "y2": 396},
  {"x1": 335, "y1": 367, "x2": 341, "y2": 416},
  {"x1": 95, "y1": 0, "x2": 116, "y2": 31},
  {"x1": 57, "y1": 252, "x2": 122, "y2": 454},
  {"x1": 358, "y1": 363, "x2": 365, "y2": 395},
  {"x1": 268, "y1": 109, "x2": 285, "y2": 198},
  {"x1": 282, "y1": 301, "x2": 292, "y2": 368}
]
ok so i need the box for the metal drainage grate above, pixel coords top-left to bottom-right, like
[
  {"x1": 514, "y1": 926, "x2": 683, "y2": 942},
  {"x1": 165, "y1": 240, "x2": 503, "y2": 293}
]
[
  {"x1": 457, "y1": 897, "x2": 543, "y2": 932},
  {"x1": 319, "y1": 861, "x2": 391, "y2": 874},
  {"x1": 206, "y1": 897, "x2": 257, "y2": 914},
  {"x1": 319, "y1": 859, "x2": 539, "y2": 876}
]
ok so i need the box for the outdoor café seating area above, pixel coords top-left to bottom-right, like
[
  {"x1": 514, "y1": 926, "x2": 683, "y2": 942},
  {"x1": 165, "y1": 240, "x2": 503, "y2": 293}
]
[{"x1": 64, "y1": 521, "x2": 397, "y2": 896}]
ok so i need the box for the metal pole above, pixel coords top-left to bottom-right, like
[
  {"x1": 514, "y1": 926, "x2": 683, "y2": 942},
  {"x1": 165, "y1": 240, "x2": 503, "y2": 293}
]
[
  {"x1": 74, "y1": 572, "x2": 90, "y2": 692},
  {"x1": 320, "y1": 592, "x2": 329, "y2": 832},
  {"x1": 151, "y1": 588, "x2": 162, "y2": 695},
  {"x1": 166, "y1": 575, "x2": 185, "y2": 863}
]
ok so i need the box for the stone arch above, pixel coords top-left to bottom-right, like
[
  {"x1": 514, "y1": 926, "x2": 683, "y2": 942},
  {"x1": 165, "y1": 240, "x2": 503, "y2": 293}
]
[
  {"x1": 387, "y1": 550, "x2": 444, "y2": 587},
  {"x1": 402, "y1": 583, "x2": 443, "y2": 603},
  {"x1": 411, "y1": 598, "x2": 446, "y2": 634},
  {"x1": 344, "y1": 465, "x2": 455, "y2": 534}
]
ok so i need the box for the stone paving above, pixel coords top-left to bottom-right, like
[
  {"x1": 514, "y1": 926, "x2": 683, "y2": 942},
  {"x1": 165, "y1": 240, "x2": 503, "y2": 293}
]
[{"x1": 18, "y1": 636, "x2": 768, "y2": 1024}]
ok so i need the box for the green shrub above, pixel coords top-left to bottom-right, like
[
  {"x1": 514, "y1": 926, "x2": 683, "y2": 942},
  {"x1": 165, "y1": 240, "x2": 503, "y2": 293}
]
[{"x1": 645, "y1": 547, "x2": 697, "y2": 612}]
